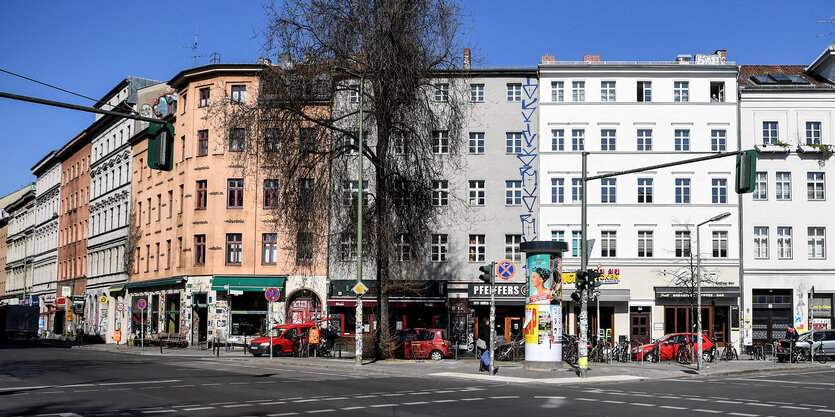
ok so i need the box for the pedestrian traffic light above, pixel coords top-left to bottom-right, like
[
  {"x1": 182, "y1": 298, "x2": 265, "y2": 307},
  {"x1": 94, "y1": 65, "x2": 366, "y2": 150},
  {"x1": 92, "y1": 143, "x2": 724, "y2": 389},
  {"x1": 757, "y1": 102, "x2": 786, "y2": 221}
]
[
  {"x1": 735, "y1": 149, "x2": 757, "y2": 194},
  {"x1": 575, "y1": 269, "x2": 588, "y2": 290},
  {"x1": 587, "y1": 269, "x2": 602, "y2": 291},
  {"x1": 570, "y1": 291, "x2": 581, "y2": 302},
  {"x1": 148, "y1": 122, "x2": 174, "y2": 171},
  {"x1": 478, "y1": 264, "x2": 494, "y2": 285}
]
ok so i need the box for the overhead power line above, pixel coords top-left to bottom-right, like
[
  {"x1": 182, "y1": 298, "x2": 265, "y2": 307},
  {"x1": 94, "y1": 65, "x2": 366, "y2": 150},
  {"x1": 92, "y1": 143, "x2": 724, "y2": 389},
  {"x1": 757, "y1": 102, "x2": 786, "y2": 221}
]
[{"x1": 0, "y1": 67, "x2": 109, "y2": 108}]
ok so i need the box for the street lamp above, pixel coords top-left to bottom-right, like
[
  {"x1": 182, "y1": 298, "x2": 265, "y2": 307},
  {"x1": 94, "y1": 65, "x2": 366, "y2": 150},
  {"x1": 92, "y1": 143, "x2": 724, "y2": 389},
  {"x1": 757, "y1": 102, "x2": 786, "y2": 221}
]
[{"x1": 696, "y1": 211, "x2": 731, "y2": 371}]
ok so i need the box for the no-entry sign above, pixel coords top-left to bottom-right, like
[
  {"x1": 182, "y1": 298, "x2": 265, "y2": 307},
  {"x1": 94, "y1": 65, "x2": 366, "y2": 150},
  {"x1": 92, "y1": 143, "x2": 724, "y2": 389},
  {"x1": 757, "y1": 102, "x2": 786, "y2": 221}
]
[
  {"x1": 137, "y1": 299, "x2": 147, "y2": 310},
  {"x1": 265, "y1": 287, "x2": 281, "y2": 302}
]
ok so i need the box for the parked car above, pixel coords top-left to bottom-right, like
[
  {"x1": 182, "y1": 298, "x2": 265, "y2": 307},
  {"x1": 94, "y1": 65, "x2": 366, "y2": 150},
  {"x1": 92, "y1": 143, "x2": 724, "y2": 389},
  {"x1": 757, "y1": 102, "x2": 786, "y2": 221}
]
[
  {"x1": 398, "y1": 328, "x2": 451, "y2": 360},
  {"x1": 631, "y1": 332, "x2": 714, "y2": 362},
  {"x1": 390, "y1": 329, "x2": 418, "y2": 358},
  {"x1": 249, "y1": 322, "x2": 317, "y2": 357},
  {"x1": 776, "y1": 329, "x2": 835, "y2": 362}
]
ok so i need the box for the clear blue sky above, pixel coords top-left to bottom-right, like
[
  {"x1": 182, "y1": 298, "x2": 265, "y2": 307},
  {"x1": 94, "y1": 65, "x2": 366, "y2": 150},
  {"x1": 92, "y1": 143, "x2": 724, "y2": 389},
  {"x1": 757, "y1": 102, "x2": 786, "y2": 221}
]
[{"x1": 1, "y1": 0, "x2": 832, "y2": 197}]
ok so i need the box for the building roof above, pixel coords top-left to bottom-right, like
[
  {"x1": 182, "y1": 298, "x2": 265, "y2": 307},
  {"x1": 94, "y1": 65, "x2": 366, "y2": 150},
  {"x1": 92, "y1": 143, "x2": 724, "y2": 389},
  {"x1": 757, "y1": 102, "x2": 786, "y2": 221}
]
[
  {"x1": 738, "y1": 65, "x2": 834, "y2": 90},
  {"x1": 0, "y1": 185, "x2": 34, "y2": 212}
]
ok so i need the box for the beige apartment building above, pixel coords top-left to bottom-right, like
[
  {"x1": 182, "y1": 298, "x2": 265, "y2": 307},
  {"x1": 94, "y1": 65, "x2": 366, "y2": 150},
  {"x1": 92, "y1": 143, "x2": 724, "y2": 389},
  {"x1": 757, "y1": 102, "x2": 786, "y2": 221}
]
[{"x1": 123, "y1": 63, "x2": 329, "y2": 346}]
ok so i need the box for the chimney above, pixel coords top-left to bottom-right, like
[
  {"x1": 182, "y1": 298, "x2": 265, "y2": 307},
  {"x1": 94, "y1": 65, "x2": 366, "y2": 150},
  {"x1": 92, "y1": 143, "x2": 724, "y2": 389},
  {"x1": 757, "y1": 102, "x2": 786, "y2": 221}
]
[
  {"x1": 715, "y1": 49, "x2": 727, "y2": 62},
  {"x1": 675, "y1": 54, "x2": 692, "y2": 64},
  {"x1": 541, "y1": 54, "x2": 556, "y2": 64},
  {"x1": 463, "y1": 49, "x2": 471, "y2": 70},
  {"x1": 583, "y1": 54, "x2": 601, "y2": 63}
]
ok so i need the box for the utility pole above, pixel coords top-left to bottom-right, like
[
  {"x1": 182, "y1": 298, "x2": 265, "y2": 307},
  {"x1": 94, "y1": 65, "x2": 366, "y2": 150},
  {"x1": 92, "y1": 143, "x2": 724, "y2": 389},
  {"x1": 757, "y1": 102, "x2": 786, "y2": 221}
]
[
  {"x1": 355, "y1": 75, "x2": 364, "y2": 367},
  {"x1": 578, "y1": 152, "x2": 589, "y2": 377}
]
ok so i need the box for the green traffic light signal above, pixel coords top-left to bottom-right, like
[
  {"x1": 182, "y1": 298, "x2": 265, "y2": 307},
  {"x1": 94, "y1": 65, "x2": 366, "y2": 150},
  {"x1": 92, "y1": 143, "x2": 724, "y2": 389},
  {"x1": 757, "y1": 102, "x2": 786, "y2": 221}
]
[
  {"x1": 478, "y1": 264, "x2": 494, "y2": 285},
  {"x1": 735, "y1": 150, "x2": 757, "y2": 194},
  {"x1": 148, "y1": 122, "x2": 174, "y2": 171}
]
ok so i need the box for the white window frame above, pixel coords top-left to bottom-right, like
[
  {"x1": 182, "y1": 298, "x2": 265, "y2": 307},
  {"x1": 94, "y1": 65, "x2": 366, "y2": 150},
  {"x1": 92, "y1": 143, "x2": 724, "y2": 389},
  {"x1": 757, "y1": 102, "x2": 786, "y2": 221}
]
[
  {"x1": 601, "y1": 129, "x2": 616, "y2": 151},
  {"x1": 763, "y1": 121, "x2": 778, "y2": 145},
  {"x1": 601, "y1": 231, "x2": 616, "y2": 257},
  {"x1": 505, "y1": 234, "x2": 522, "y2": 262},
  {"x1": 469, "y1": 180, "x2": 485, "y2": 206},
  {"x1": 601, "y1": 178, "x2": 616, "y2": 203},
  {"x1": 572, "y1": 81, "x2": 585, "y2": 102},
  {"x1": 638, "y1": 231, "x2": 653, "y2": 258},
  {"x1": 713, "y1": 231, "x2": 728, "y2": 258},
  {"x1": 469, "y1": 132, "x2": 485, "y2": 154},
  {"x1": 601, "y1": 81, "x2": 616, "y2": 102},
  {"x1": 571, "y1": 129, "x2": 585, "y2": 151},
  {"x1": 434, "y1": 83, "x2": 449, "y2": 102},
  {"x1": 552, "y1": 129, "x2": 564, "y2": 151},
  {"x1": 776, "y1": 172, "x2": 791, "y2": 200},
  {"x1": 675, "y1": 129, "x2": 690, "y2": 151},
  {"x1": 675, "y1": 231, "x2": 691, "y2": 258},
  {"x1": 506, "y1": 83, "x2": 522, "y2": 102},
  {"x1": 808, "y1": 227, "x2": 826, "y2": 259},
  {"x1": 505, "y1": 180, "x2": 522, "y2": 205},
  {"x1": 754, "y1": 172, "x2": 768, "y2": 200},
  {"x1": 432, "y1": 130, "x2": 449, "y2": 154},
  {"x1": 674, "y1": 81, "x2": 689, "y2": 102},
  {"x1": 551, "y1": 81, "x2": 564, "y2": 102},
  {"x1": 431, "y1": 234, "x2": 448, "y2": 262},
  {"x1": 637, "y1": 178, "x2": 653, "y2": 203},
  {"x1": 777, "y1": 227, "x2": 793, "y2": 259},
  {"x1": 711, "y1": 130, "x2": 726, "y2": 152},
  {"x1": 675, "y1": 178, "x2": 690, "y2": 204},
  {"x1": 712, "y1": 178, "x2": 728, "y2": 204},
  {"x1": 637, "y1": 129, "x2": 652, "y2": 151},
  {"x1": 807, "y1": 172, "x2": 825, "y2": 200},
  {"x1": 468, "y1": 234, "x2": 485, "y2": 262},
  {"x1": 432, "y1": 180, "x2": 449, "y2": 206},
  {"x1": 506, "y1": 132, "x2": 522, "y2": 154},
  {"x1": 470, "y1": 84, "x2": 484, "y2": 102},
  {"x1": 806, "y1": 121, "x2": 822, "y2": 145},
  {"x1": 754, "y1": 226, "x2": 769, "y2": 259},
  {"x1": 551, "y1": 178, "x2": 564, "y2": 203}
]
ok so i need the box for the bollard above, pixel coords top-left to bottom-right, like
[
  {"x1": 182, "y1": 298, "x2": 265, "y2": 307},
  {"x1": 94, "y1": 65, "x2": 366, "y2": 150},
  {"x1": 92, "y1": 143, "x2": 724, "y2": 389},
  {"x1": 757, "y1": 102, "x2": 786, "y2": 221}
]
[{"x1": 160, "y1": 341, "x2": 163, "y2": 354}]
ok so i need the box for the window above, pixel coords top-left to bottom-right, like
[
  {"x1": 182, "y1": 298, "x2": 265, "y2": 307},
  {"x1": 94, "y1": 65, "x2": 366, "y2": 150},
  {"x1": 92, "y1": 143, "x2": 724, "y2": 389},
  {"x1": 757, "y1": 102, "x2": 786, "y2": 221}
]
[
  {"x1": 265, "y1": 128, "x2": 280, "y2": 152},
  {"x1": 348, "y1": 84, "x2": 359, "y2": 103},
  {"x1": 571, "y1": 178, "x2": 583, "y2": 202},
  {"x1": 711, "y1": 130, "x2": 726, "y2": 151},
  {"x1": 146, "y1": 197, "x2": 151, "y2": 224},
  {"x1": 638, "y1": 231, "x2": 653, "y2": 257},
  {"x1": 300, "y1": 127, "x2": 316, "y2": 153},
  {"x1": 264, "y1": 179, "x2": 279, "y2": 208},
  {"x1": 551, "y1": 230, "x2": 565, "y2": 242},
  {"x1": 754, "y1": 227, "x2": 769, "y2": 259},
  {"x1": 431, "y1": 234, "x2": 448, "y2": 262},
  {"x1": 600, "y1": 231, "x2": 616, "y2": 257},
  {"x1": 296, "y1": 232, "x2": 313, "y2": 264},
  {"x1": 469, "y1": 180, "x2": 485, "y2": 205},
  {"x1": 261, "y1": 233, "x2": 277, "y2": 265},
  {"x1": 342, "y1": 132, "x2": 360, "y2": 155},
  {"x1": 571, "y1": 231, "x2": 583, "y2": 258},
  {"x1": 505, "y1": 234, "x2": 522, "y2": 262},
  {"x1": 551, "y1": 178, "x2": 564, "y2": 203},
  {"x1": 713, "y1": 231, "x2": 728, "y2": 258},
  {"x1": 432, "y1": 180, "x2": 448, "y2": 206},
  {"x1": 637, "y1": 129, "x2": 652, "y2": 151},
  {"x1": 637, "y1": 81, "x2": 652, "y2": 102},
  {"x1": 674, "y1": 81, "x2": 689, "y2": 102},
  {"x1": 675, "y1": 179, "x2": 690, "y2": 204},
  {"x1": 777, "y1": 227, "x2": 793, "y2": 259},
  {"x1": 395, "y1": 234, "x2": 411, "y2": 261},
  {"x1": 572, "y1": 81, "x2": 585, "y2": 102},
  {"x1": 505, "y1": 180, "x2": 522, "y2": 205},
  {"x1": 227, "y1": 179, "x2": 244, "y2": 208},
  {"x1": 506, "y1": 83, "x2": 522, "y2": 101},
  {"x1": 231, "y1": 85, "x2": 246, "y2": 104},
  {"x1": 712, "y1": 179, "x2": 727, "y2": 204},
  {"x1": 194, "y1": 235, "x2": 206, "y2": 266},
  {"x1": 199, "y1": 87, "x2": 210, "y2": 107},
  {"x1": 393, "y1": 134, "x2": 408, "y2": 155},
  {"x1": 470, "y1": 84, "x2": 484, "y2": 102},
  {"x1": 298, "y1": 178, "x2": 314, "y2": 207},
  {"x1": 167, "y1": 190, "x2": 173, "y2": 218},
  {"x1": 165, "y1": 240, "x2": 171, "y2": 270},
  {"x1": 135, "y1": 247, "x2": 140, "y2": 273},
  {"x1": 807, "y1": 172, "x2": 825, "y2": 200},
  {"x1": 601, "y1": 129, "x2": 616, "y2": 151},
  {"x1": 572, "y1": 129, "x2": 585, "y2": 151},
  {"x1": 179, "y1": 184, "x2": 184, "y2": 213},
  {"x1": 806, "y1": 122, "x2": 822, "y2": 145},
  {"x1": 710, "y1": 81, "x2": 726, "y2": 102},
  {"x1": 551, "y1": 81, "x2": 564, "y2": 102},
  {"x1": 432, "y1": 130, "x2": 449, "y2": 154},
  {"x1": 601, "y1": 81, "x2": 616, "y2": 102},
  {"x1": 637, "y1": 178, "x2": 653, "y2": 203},
  {"x1": 675, "y1": 231, "x2": 691, "y2": 257},
  {"x1": 552, "y1": 129, "x2": 564, "y2": 151},
  {"x1": 342, "y1": 181, "x2": 368, "y2": 206},
  {"x1": 468, "y1": 234, "x2": 485, "y2": 262},
  {"x1": 145, "y1": 244, "x2": 150, "y2": 272},
  {"x1": 339, "y1": 233, "x2": 357, "y2": 261},
  {"x1": 754, "y1": 172, "x2": 767, "y2": 200},
  {"x1": 808, "y1": 227, "x2": 826, "y2": 259},
  {"x1": 155, "y1": 242, "x2": 161, "y2": 271},
  {"x1": 226, "y1": 234, "x2": 242, "y2": 265},
  {"x1": 156, "y1": 194, "x2": 162, "y2": 221},
  {"x1": 392, "y1": 180, "x2": 412, "y2": 207},
  {"x1": 675, "y1": 129, "x2": 690, "y2": 151},
  {"x1": 601, "y1": 178, "x2": 616, "y2": 203},
  {"x1": 774, "y1": 172, "x2": 792, "y2": 200},
  {"x1": 506, "y1": 132, "x2": 522, "y2": 154},
  {"x1": 196, "y1": 180, "x2": 207, "y2": 209},
  {"x1": 434, "y1": 83, "x2": 449, "y2": 102},
  {"x1": 197, "y1": 130, "x2": 208, "y2": 156},
  {"x1": 763, "y1": 122, "x2": 778, "y2": 145},
  {"x1": 229, "y1": 128, "x2": 245, "y2": 152},
  {"x1": 469, "y1": 132, "x2": 484, "y2": 154}
]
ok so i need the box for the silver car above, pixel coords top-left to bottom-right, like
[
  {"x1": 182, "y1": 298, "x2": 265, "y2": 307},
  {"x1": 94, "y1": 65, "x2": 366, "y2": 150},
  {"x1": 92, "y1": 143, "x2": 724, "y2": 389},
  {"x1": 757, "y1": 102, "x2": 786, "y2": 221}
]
[{"x1": 795, "y1": 329, "x2": 835, "y2": 357}]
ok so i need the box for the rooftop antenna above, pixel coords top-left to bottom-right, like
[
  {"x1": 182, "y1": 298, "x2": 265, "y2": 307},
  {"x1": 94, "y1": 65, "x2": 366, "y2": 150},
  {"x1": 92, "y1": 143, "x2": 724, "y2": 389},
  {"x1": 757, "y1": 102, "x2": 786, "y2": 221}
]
[
  {"x1": 816, "y1": 16, "x2": 835, "y2": 38},
  {"x1": 209, "y1": 52, "x2": 221, "y2": 64},
  {"x1": 183, "y1": 32, "x2": 206, "y2": 67}
]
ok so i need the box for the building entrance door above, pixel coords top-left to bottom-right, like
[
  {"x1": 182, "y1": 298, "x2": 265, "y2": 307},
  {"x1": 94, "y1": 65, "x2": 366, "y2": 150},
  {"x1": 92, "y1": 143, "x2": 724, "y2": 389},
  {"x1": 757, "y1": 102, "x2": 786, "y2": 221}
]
[{"x1": 630, "y1": 312, "x2": 650, "y2": 345}]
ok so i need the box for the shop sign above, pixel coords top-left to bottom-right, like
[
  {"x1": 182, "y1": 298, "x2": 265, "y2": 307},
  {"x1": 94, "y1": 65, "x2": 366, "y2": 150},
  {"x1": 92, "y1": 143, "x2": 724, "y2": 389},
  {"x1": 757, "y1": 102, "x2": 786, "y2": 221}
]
[
  {"x1": 230, "y1": 310, "x2": 268, "y2": 315},
  {"x1": 467, "y1": 283, "x2": 525, "y2": 298},
  {"x1": 658, "y1": 291, "x2": 737, "y2": 298},
  {"x1": 562, "y1": 268, "x2": 620, "y2": 285}
]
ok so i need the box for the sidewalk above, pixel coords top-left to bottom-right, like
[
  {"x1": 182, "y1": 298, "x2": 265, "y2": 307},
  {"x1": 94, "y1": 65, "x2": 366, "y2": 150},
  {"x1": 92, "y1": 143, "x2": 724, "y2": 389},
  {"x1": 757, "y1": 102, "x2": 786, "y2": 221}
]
[{"x1": 75, "y1": 342, "x2": 831, "y2": 386}]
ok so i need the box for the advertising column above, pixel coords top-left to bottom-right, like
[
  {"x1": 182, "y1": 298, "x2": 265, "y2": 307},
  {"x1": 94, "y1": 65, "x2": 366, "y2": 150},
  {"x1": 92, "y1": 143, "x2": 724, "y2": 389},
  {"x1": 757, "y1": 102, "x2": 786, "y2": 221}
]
[{"x1": 520, "y1": 241, "x2": 568, "y2": 370}]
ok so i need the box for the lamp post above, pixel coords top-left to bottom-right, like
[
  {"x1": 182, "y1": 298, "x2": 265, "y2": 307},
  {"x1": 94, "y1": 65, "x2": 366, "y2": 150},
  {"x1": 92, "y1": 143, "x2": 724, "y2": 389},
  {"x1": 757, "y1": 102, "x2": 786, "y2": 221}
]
[{"x1": 696, "y1": 211, "x2": 731, "y2": 371}]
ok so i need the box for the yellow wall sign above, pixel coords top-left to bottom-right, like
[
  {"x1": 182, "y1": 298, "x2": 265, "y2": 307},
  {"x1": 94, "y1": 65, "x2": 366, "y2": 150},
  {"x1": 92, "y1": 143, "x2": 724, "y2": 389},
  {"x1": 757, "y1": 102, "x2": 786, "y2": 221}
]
[
  {"x1": 562, "y1": 269, "x2": 621, "y2": 284},
  {"x1": 99, "y1": 296, "x2": 108, "y2": 304}
]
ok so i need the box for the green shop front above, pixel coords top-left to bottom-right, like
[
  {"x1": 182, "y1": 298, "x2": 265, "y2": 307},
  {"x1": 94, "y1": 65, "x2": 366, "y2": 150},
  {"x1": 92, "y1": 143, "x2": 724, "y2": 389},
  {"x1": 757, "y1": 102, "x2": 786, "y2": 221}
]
[
  {"x1": 124, "y1": 278, "x2": 186, "y2": 344},
  {"x1": 211, "y1": 276, "x2": 286, "y2": 341}
]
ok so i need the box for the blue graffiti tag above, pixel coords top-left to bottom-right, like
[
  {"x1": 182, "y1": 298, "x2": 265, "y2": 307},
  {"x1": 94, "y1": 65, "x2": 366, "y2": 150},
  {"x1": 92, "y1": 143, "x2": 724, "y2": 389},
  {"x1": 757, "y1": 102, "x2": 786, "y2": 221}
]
[{"x1": 519, "y1": 76, "x2": 538, "y2": 242}]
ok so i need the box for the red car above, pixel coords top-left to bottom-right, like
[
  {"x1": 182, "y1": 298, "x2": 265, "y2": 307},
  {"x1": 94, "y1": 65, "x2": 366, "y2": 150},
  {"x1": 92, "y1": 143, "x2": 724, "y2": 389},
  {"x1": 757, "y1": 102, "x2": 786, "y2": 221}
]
[
  {"x1": 398, "y1": 328, "x2": 451, "y2": 360},
  {"x1": 249, "y1": 322, "x2": 316, "y2": 357},
  {"x1": 632, "y1": 333, "x2": 714, "y2": 362}
]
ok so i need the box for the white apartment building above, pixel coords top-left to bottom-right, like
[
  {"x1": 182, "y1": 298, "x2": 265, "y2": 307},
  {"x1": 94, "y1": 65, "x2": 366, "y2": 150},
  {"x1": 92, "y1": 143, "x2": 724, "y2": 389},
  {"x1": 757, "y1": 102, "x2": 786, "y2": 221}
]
[
  {"x1": 4, "y1": 186, "x2": 36, "y2": 305},
  {"x1": 86, "y1": 76, "x2": 161, "y2": 341},
  {"x1": 739, "y1": 45, "x2": 835, "y2": 345},
  {"x1": 31, "y1": 151, "x2": 61, "y2": 326},
  {"x1": 538, "y1": 51, "x2": 741, "y2": 346}
]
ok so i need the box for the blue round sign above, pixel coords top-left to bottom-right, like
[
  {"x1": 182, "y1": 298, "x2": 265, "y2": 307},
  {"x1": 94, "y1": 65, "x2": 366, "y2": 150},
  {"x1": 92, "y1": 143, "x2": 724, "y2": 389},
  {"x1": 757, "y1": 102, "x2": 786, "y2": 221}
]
[
  {"x1": 265, "y1": 287, "x2": 281, "y2": 302},
  {"x1": 497, "y1": 260, "x2": 516, "y2": 280},
  {"x1": 137, "y1": 299, "x2": 147, "y2": 310}
]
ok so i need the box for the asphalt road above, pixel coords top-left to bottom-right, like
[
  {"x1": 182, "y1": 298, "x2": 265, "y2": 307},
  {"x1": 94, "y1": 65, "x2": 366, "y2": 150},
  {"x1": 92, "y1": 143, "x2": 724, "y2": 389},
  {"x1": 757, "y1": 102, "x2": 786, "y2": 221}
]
[{"x1": 2, "y1": 343, "x2": 835, "y2": 416}]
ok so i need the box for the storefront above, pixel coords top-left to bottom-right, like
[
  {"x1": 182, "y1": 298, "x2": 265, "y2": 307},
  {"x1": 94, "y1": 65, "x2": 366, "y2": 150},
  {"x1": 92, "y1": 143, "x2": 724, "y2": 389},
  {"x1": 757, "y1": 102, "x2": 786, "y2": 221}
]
[
  {"x1": 467, "y1": 282, "x2": 525, "y2": 345},
  {"x1": 124, "y1": 278, "x2": 185, "y2": 343},
  {"x1": 210, "y1": 276, "x2": 286, "y2": 342},
  {"x1": 655, "y1": 286, "x2": 739, "y2": 344}
]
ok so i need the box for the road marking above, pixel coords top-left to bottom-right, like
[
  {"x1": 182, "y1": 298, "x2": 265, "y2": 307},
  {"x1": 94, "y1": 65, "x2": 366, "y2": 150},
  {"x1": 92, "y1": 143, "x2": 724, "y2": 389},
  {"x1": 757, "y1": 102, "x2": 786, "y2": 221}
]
[
  {"x1": 780, "y1": 406, "x2": 810, "y2": 410},
  {"x1": 107, "y1": 388, "x2": 130, "y2": 391},
  {"x1": 381, "y1": 393, "x2": 405, "y2": 397},
  {"x1": 602, "y1": 400, "x2": 625, "y2": 404},
  {"x1": 182, "y1": 407, "x2": 215, "y2": 412},
  {"x1": 815, "y1": 409, "x2": 835, "y2": 413},
  {"x1": 629, "y1": 403, "x2": 655, "y2": 407},
  {"x1": 575, "y1": 398, "x2": 596, "y2": 401},
  {"x1": 266, "y1": 413, "x2": 298, "y2": 416},
  {"x1": 434, "y1": 390, "x2": 455, "y2": 393},
  {"x1": 403, "y1": 401, "x2": 430, "y2": 405},
  {"x1": 209, "y1": 402, "x2": 237, "y2": 406},
  {"x1": 321, "y1": 397, "x2": 347, "y2": 401},
  {"x1": 171, "y1": 405, "x2": 202, "y2": 408},
  {"x1": 246, "y1": 399, "x2": 273, "y2": 403},
  {"x1": 660, "y1": 406, "x2": 688, "y2": 410},
  {"x1": 716, "y1": 400, "x2": 742, "y2": 404},
  {"x1": 341, "y1": 407, "x2": 365, "y2": 411},
  {"x1": 259, "y1": 402, "x2": 287, "y2": 406},
  {"x1": 737, "y1": 378, "x2": 835, "y2": 387},
  {"x1": 489, "y1": 396, "x2": 519, "y2": 399},
  {"x1": 692, "y1": 409, "x2": 723, "y2": 414},
  {"x1": 305, "y1": 410, "x2": 335, "y2": 414},
  {"x1": 353, "y1": 395, "x2": 378, "y2": 398},
  {"x1": 768, "y1": 401, "x2": 794, "y2": 405},
  {"x1": 141, "y1": 411, "x2": 175, "y2": 414},
  {"x1": 728, "y1": 413, "x2": 759, "y2": 417},
  {"x1": 461, "y1": 398, "x2": 483, "y2": 401},
  {"x1": 222, "y1": 404, "x2": 253, "y2": 408},
  {"x1": 74, "y1": 389, "x2": 98, "y2": 393},
  {"x1": 0, "y1": 385, "x2": 51, "y2": 392},
  {"x1": 745, "y1": 403, "x2": 775, "y2": 407},
  {"x1": 229, "y1": 382, "x2": 248, "y2": 385},
  {"x1": 293, "y1": 399, "x2": 318, "y2": 403},
  {"x1": 171, "y1": 384, "x2": 194, "y2": 388},
  {"x1": 256, "y1": 381, "x2": 277, "y2": 384},
  {"x1": 99, "y1": 380, "x2": 180, "y2": 386},
  {"x1": 432, "y1": 399, "x2": 457, "y2": 403},
  {"x1": 200, "y1": 383, "x2": 222, "y2": 386},
  {"x1": 64, "y1": 383, "x2": 96, "y2": 388},
  {"x1": 35, "y1": 391, "x2": 65, "y2": 394},
  {"x1": 370, "y1": 404, "x2": 398, "y2": 408},
  {"x1": 535, "y1": 396, "x2": 566, "y2": 399},
  {"x1": 139, "y1": 386, "x2": 163, "y2": 390}
]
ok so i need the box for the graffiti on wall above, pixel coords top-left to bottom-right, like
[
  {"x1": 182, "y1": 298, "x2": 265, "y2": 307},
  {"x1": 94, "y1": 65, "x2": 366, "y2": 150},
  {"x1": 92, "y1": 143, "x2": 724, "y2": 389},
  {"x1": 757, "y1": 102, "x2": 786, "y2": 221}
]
[{"x1": 519, "y1": 76, "x2": 538, "y2": 242}]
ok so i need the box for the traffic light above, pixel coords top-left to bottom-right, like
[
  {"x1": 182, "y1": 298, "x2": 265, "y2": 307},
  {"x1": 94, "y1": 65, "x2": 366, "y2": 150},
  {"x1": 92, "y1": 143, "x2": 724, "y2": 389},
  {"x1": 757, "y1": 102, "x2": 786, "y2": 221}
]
[
  {"x1": 735, "y1": 150, "x2": 757, "y2": 194},
  {"x1": 478, "y1": 263, "x2": 494, "y2": 285},
  {"x1": 587, "y1": 269, "x2": 602, "y2": 292},
  {"x1": 575, "y1": 269, "x2": 588, "y2": 290},
  {"x1": 148, "y1": 122, "x2": 174, "y2": 171},
  {"x1": 570, "y1": 291, "x2": 581, "y2": 302}
]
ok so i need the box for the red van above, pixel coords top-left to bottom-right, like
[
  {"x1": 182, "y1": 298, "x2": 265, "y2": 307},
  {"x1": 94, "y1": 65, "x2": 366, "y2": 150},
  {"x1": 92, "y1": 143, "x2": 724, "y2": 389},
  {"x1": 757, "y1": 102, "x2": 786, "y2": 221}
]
[{"x1": 249, "y1": 322, "x2": 316, "y2": 357}]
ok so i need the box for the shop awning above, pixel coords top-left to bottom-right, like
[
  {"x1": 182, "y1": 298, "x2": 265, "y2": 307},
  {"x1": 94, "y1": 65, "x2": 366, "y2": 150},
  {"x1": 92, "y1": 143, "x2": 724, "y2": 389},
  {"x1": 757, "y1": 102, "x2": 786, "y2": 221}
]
[
  {"x1": 108, "y1": 286, "x2": 124, "y2": 292},
  {"x1": 124, "y1": 278, "x2": 184, "y2": 290},
  {"x1": 212, "y1": 276, "x2": 285, "y2": 292}
]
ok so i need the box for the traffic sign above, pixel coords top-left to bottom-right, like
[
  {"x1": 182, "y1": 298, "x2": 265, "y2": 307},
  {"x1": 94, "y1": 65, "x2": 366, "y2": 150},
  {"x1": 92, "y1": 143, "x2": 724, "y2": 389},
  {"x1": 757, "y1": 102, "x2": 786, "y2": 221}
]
[
  {"x1": 99, "y1": 295, "x2": 108, "y2": 304},
  {"x1": 137, "y1": 298, "x2": 147, "y2": 310},
  {"x1": 265, "y1": 287, "x2": 281, "y2": 302},
  {"x1": 352, "y1": 282, "x2": 369, "y2": 295},
  {"x1": 116, "y1": 302, "x2": 124, "y2": 312},
  {"x1": 496, "y1": 259, "x2": 516, "y2": 280}
]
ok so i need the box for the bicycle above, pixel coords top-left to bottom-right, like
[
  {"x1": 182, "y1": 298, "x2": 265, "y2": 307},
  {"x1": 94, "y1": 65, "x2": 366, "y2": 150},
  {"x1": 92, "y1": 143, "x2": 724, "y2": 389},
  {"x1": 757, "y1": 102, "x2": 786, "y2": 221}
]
[
  {"x1": 676, "y1": 339, "x2": 693, "y2": 365},
  {"x1": 719, "y1": 341, "x2": 738, "y2": 361},
  {"x1": 811, "y1": 343, "x2": 828, "y2": 364},
  {"x1": 563, "y1": 335, "x2": 578, "y2": 365}
]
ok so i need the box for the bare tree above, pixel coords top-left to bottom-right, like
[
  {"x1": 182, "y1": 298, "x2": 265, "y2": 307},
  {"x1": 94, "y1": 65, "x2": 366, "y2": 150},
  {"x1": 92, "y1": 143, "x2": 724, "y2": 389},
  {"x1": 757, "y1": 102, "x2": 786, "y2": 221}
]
[{"x1": 217, "y1": 0, "x2": 470, "y2": 359}]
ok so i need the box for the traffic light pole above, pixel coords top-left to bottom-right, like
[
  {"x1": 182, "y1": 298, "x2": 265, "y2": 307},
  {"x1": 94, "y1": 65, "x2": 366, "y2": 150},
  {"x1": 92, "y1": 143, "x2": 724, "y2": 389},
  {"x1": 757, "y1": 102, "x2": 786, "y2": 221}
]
[
  {"x1": 489, "y1": 261, "x2": 496, "y2": 376},
  {"x1": 579, "y1": 153, "x2": 589, "y2": 377}
]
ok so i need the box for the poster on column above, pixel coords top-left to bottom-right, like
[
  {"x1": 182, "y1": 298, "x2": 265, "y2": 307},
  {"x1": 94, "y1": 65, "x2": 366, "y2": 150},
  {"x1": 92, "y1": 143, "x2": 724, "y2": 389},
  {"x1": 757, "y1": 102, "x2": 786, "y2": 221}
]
[
  {"x1": 526, "y1": 254, "x2": 551, "y2": 305},
  {"x1": 524, "y1": 305, "x2": 538, "y2": 344}
]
